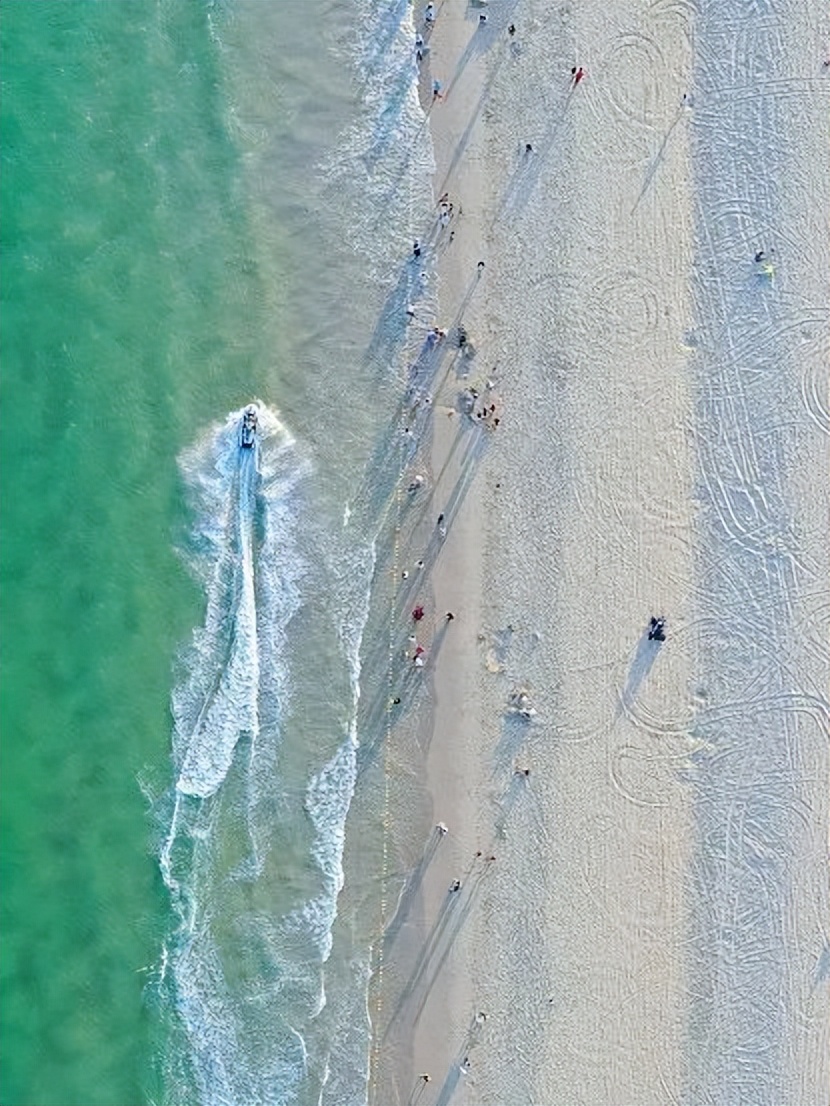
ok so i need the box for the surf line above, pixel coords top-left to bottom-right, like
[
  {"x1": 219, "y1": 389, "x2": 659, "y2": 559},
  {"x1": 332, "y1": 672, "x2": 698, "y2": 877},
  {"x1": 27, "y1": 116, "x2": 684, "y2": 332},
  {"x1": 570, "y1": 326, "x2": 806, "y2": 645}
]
[
  {"x1": 158, "y1": 791, "x2": 190, "y2": 987},
  {"x1": 369, "y1": 404, "x2": 408, "y2": 1101}
]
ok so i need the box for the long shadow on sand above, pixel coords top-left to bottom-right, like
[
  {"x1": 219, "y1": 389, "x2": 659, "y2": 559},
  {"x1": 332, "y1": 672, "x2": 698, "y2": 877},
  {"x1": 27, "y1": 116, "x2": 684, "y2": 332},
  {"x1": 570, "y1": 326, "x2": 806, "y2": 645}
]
[
  {"x1": 384, "y1": 829, "x2": 445, "y2": 948},
  {"x1": 437, "y1": 48, "x2": 508, "y2": 199},
  {"x1": 356, "y1": 424, "x2": 490, "y2": 765},
  {"x1": 496, "y1": 83, "x2": 578, "y2": 220},
  {"x1": 493, "y1": 769, "x2": 532, "y2": 839},
  {"x1": 357, "y1": 590, "x2": 465, "y2": 778},
  {"x1": 492, "y1": 710, "x2": 533, "y2": 778},
  {"x1": 617, "y1": 630, "x2": 663, "y2": 718},
  {"x1": 363, "y1": 258, "x2": 433, "y2": 383},
  {"x1": 446, "y1": 0, "x2": 521, "y2": 95},
  {"x1": 433, "y1": 1062, "x2": 463, "y2": 1106},
  {"x1": 382, "y1": 866, "x2": 488, "y2": 1041},
  {"x1": 631, "y1": 106, "x2": 686, "y2": 215}
]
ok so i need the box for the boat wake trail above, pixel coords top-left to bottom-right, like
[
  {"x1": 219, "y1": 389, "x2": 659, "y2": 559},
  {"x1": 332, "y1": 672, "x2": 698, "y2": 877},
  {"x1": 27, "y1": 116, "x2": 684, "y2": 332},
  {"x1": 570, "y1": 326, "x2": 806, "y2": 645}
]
[
  {"x1": 153, "y1": 405, "x2": 377, "y2": 1106},
  {"x1": 174, "y1": 436, "x2": 261, "y2": 800},
  {"x1": 154, "y1": 405, "x2": 315, "y2": 1106}
]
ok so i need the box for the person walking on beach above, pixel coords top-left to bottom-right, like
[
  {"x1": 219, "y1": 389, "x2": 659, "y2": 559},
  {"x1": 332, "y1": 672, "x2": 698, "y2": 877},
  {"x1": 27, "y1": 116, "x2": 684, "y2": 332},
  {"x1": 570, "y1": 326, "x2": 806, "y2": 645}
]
[
  {"x1": 424, "y1": 2, "x2": 435, "y2": 25},
  {"x1": 413, "y1": 239, "x2": 421, "y2": 259},
  {"x1": 445, "y1": 611, "x2": 455, "y2": 622},
  {"x1": 571, "y1": 66, "x2": 585, "y2": 86}
]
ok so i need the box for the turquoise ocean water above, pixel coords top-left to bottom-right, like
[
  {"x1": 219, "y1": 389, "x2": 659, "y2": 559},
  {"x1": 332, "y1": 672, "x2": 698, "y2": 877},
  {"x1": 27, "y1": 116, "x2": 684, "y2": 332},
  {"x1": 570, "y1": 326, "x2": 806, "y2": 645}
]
[{"x1": 2, "y1": 2, "x2": 434, "y2": 1104}]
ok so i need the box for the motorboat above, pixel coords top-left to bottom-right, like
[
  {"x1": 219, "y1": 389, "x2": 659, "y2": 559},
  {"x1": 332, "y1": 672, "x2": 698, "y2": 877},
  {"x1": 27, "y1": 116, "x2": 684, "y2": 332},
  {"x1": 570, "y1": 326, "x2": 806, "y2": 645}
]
[{"x1": 240, "y1": 404, "x2": 258, "y2": 449}]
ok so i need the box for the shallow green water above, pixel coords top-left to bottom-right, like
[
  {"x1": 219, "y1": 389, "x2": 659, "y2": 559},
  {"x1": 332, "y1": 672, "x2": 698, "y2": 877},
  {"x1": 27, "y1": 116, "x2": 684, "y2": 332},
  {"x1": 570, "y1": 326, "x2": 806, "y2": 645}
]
[{"x1": 1, "y1": 4, "x2": 281, "y2": 1102}]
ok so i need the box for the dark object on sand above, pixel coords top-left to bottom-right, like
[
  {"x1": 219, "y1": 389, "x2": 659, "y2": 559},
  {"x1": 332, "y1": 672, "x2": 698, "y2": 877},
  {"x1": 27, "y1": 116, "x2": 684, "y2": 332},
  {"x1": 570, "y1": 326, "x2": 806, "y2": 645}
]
[{"x1": 648, "y1": 616, "x2": 666, "y2": 642}]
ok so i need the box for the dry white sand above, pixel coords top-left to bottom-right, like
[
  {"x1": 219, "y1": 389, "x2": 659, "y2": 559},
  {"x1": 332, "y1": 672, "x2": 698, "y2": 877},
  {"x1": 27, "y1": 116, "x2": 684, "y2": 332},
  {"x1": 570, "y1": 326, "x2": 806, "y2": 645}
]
[{"x1": 372, "y1": 1, "x2": 830, "y2": 1103}]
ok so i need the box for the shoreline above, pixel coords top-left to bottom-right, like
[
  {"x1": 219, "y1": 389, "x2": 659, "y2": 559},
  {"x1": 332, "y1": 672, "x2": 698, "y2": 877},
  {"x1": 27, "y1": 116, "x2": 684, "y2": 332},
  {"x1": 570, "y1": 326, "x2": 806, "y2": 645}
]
[{"x1": 370, "y1": 4, "x2": 496, "y2": 1100}]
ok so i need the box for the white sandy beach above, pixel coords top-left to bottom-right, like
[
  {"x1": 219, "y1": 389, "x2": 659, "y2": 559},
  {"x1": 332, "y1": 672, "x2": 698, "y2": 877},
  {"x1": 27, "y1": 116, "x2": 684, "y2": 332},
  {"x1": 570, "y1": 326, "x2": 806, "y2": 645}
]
[{"x1": 371, "y1": 1, "x2": 830, "y2": 1104}]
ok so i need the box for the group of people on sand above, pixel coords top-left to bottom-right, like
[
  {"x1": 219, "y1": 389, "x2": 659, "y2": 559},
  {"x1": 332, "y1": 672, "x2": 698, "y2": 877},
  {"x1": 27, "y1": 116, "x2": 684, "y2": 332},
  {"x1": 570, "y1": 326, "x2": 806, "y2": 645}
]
[
  {"x1": 437, "y1": 192, "x2": 455, "y2": 232},
  {"x1": 460, "y1": 384, "x2": 501, "y2": 428},
  {"x1": 404, "y1": 596, "x2": 456, "y2": 669},
  {"x1": 418, "y1": 5, "x2": 587, "y2": 116}
]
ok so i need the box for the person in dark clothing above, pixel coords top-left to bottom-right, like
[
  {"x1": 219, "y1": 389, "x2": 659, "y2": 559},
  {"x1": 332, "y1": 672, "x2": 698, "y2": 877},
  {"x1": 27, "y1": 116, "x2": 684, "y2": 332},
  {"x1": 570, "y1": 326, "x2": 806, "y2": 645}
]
[{"x1": 648, "y1": 616, "x2": 666, "y2": 642}]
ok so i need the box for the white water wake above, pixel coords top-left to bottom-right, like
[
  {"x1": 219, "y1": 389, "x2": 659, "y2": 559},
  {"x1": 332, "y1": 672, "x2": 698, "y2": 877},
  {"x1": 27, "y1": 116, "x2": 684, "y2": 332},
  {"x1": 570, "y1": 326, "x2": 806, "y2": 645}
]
[
  {"x1": 176, "y1": 450, "x2": 260, "y2": 797},
  {"x1": 155, "y1": 404, "x2": 380, "y2": 1106}
]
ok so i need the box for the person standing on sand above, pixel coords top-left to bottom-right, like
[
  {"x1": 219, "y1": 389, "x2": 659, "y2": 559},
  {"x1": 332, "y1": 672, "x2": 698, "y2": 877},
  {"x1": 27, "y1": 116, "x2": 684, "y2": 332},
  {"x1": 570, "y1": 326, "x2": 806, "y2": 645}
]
[
  {"x1": 648, "y1": 616, "x2": 666, "y2": 641},
  {"x1": 571, "y1": 66, "x2": 585, "y2": 86}
]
